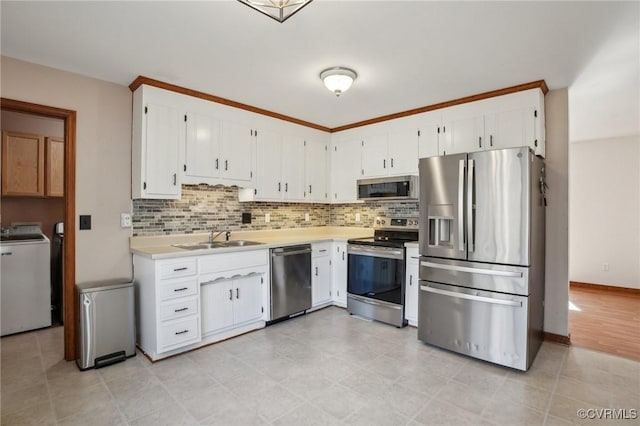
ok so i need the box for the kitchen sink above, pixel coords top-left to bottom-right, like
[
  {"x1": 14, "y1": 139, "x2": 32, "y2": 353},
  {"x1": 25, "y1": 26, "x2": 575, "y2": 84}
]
[{"x1": 172, "y1": 240, "x2": 263, "y2": 250}]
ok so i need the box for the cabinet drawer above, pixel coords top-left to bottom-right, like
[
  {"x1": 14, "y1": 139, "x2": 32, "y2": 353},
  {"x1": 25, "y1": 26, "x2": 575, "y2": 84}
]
[
  {"x1": 159, "y1": 296, "x2": 199, "y2": 321},
  {"x1": 158, "y1": 258, "x2": 197, "y2": 279},
  {"x1": 199, "y1": 250, "x2": 268, "y2": 274},
  {"x1": 159, "y1": 277, "x2": 198, "y2": 301},
  {"x1": 312, "y1": 242, "x2": 331, "y2": 257},
  {"x1": 159, "y1": 315, "x2": 200, "y2": 352}
]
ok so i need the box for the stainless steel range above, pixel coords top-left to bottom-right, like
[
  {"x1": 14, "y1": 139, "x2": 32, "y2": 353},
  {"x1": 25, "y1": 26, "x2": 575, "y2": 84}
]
[{"x1": 347, "y1": 217, "x2": 418, "y2": 327}]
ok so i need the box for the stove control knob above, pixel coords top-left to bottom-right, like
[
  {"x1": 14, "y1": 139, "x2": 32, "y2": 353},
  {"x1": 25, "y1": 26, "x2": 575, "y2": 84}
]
[
  {"x1": 375, "y1": 219, "x2": 381, "y2": 225},
  {"x1": 381, "y1": 219, "x2": 386, "y2": 225}
]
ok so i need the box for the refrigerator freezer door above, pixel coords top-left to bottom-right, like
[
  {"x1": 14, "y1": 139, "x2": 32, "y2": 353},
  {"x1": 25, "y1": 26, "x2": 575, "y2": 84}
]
[
  {"x1": 468, "y1": 147, "x2": 531, "y2": 265},
  {"x1": 419, "y1": 153, "x2": 467, "y2": 260},
  {"x1": 418, "y1": 280, "x2": 529, "y2": 370}
]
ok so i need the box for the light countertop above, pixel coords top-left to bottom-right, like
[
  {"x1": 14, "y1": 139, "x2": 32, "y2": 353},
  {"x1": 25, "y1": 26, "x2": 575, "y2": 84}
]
[{"x1": 131, "y1": 226, "x2": 374, "y2": 260}]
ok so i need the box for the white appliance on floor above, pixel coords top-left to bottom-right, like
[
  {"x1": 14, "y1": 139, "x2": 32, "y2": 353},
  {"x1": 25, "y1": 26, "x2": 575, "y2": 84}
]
[{"x1": 1, "y1": 225, "x2": 52, "y2": 336}]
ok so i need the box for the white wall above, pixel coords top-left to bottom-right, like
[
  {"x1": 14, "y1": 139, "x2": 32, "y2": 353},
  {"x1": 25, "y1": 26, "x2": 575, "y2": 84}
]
[
  {"x1": 1, "y1": 56, "x2": 133, "y2": 282},
  {"x1": 544, "y1": 89, "x2": 570, "y2": 337},
  {"x1": 569, "y1": 136, "x2": 640, "y2": 288}
]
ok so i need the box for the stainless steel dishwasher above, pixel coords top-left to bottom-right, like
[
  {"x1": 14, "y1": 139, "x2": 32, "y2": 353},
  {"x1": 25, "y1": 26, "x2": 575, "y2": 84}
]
[{"x1": 270, "y1": 244, "x2": 312, "y2": 322}]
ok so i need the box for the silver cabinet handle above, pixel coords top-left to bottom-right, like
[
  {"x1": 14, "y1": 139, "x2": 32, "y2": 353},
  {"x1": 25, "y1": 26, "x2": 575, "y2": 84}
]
[
  {"x1": 421, "y1": 261, "x2": 523, "y2": 278},
  {"x1": 490, "y1": 135, "x2": 493, "y2": 147},
  {"x1": 458, "y1": 159, "x2": 465, "y2": 252},
  {"x1": 225, "y1": 160, "x2": 228, "y2": 171},
  {"x1": 278, "y1": 182, "x2": 281, "y2": 192},
  {"x1": 383, "y1": 158, "x2": 386, "y2": 168},
  {"x1": 467, "y1": 159, "x2": 475, "y2": 253},
  {"x1": 174, "y1": 307, "x2": 189, "y2": 313},
  {"x1": 285, "y1": 182, "x2": 288, "y2": 192},
  {"x1": 173, "y1": 173, "x2": 177, "y2": 185},
  {"x1": 342, "y1": 251, "x2": 345, "y2": 261},
  {"x1": 215, "y1": 158, "x2": 219, "y2": 170},
  {"x1": 173, "y1": 267, "x2": 188, "y2": 272},
  {"x1": 174, "y1": 287, "x2": 188, "y2": 292},
  {"x1": 391, "y1": 158, "x2": 394, "y2": 168},
  {"x1": 315, "y1": 266, "x2": 319, "y2": 276},
  {"x1": 479, "y1": 136, "x2": 482, "y2": 148},
  {"x1": 175, "y1": 329, "x2": 189, "y2": 335},
  {"x1": 409, "y1": 275, "x2": 413, "y2": 286},
  {"x1": 229, "y1": 289, "x2": 233, "y2": 300},
  {"x1": 309, "y1": 185, "x2": 312, "y2": 194},
  {"x1": 420, "y1": 285, "x2": 522, "y2": 307},
  {"x1": 236, "y1": 288, "x2": 239, "y2": 299}
]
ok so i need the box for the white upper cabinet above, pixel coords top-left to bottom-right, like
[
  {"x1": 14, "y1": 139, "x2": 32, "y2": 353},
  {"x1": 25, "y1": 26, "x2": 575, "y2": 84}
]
[
  {"x1": 360, "y1": 129, "x2": 419, "y2": 178},
  {"x1": 255, "y1": 129, "x2": 283, "y2": 200},
  {"x1": 184, "y1": 112, "x2": 221, "y2": 182},
  {"x1": 388, "y1": 128, "x2": 419, "y2": 174},
  {"x1": 132, "y1": 86, "x2": 184, "y2": 199},
  {"x1": 361, "y1": 134, "x2": 388, "y2": 177},
  {"x1": 281, "y1": 135, "x2": 305, "y2": 201},
  {"x1": 440, "y1": 107, "x2": 485, "y2": 155},
  {"x1": 417, "y1": 111, "x2": 441, "y2": 159},
  {"x1": 331, "y1": 137, "x2": 362, "y2": 203},
  {"x1": 220, "y1": 121, "x2": 254, "y2": 184},
  {"x1": 304, "y1": 138, "x2": 328, "y2": 202}
]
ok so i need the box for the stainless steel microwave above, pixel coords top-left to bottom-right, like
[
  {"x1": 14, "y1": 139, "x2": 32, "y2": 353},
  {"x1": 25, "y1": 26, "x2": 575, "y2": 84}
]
[{"x1": 356, "y1": 175, "x2": 419, "y2": 201}]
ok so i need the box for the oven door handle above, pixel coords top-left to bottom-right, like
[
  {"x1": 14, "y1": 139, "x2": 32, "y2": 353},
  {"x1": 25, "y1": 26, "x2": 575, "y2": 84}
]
[
  {"x1": 420, "y1": 285, "x2": 522, "y2": 307},
  {"x1": 348, "y1": 245, "x2": 404, "y2": 260}
]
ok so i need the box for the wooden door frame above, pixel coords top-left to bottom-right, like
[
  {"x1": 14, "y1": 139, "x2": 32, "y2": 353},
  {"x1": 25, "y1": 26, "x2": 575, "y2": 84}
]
[{"x1": 1, "y1": 98, "x2": 77, "y2": 361}]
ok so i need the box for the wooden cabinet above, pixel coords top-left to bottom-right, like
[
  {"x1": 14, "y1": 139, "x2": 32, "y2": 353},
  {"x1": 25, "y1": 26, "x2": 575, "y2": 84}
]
[
  {"x1": 45, "y1": 137, "x2": 64, "y2": 197},
  {"x1": 2, "y1": 131, "x2": 45, "y2": 196},
  {"x1": 1, "y1": 131, "x2": 64, "y2": 197},
  {"x1": 331, "y1": 242, "x2": 348, "y2": 307},
  {"x1": 312, "y1": 243, "x2": 332, "y2": 308},
  {"x1": 404, "y1": 246, "x2": 419, "y2": 326},
  {"x1": 304, "y1": 138, "x2": 328, "y2": 202},
  {"x1": 331, "y1": 138, "x2": 362, "y2": 203}
]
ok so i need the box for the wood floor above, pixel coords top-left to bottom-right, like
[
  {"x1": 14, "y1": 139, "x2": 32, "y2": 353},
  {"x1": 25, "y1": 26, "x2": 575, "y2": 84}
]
[{"x1": 569, "y1": 284, "x2": 640, "y2": 361}]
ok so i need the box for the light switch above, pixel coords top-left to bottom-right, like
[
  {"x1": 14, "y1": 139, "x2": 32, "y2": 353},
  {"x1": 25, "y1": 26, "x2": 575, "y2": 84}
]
[
  {"x1": 265, "y1": 213, "x2": 270, "y2": 223},
  {"x1": 355, "y1": 213, "x2": 361, "y2": 222},
  {"x1": 305, "y1": 213, "x2": 310, "y2": 222}
]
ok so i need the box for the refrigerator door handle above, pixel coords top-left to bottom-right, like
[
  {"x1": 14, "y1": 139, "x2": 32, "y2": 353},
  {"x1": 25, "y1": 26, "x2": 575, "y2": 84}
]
[
  {"x1": 467, "y1": 159, "x2": 475, "y2": 253},
  {"x1": 421, "y1": 261, "x2": 523, "y2": 278},
  {"x1": 458, "y1": 159, "x2": 465, "y2": 252},
  {"x1": 420, "y1": 285, "x2": 523, "y2": 307}
]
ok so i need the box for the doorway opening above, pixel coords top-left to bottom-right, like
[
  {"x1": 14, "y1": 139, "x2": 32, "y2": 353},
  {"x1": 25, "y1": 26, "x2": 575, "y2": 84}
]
[{"x1": 1, "y1": 98, "x2": 77, "y2": 361}]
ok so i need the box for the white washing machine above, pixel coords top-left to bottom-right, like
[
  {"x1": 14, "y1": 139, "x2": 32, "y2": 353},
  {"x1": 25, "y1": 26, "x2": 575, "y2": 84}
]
[{"x1": 1, "y1": 225, "x2": 52, "y2": 336}]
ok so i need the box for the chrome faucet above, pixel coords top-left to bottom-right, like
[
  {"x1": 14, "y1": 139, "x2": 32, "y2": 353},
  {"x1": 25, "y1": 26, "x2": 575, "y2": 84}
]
[{"x1": 209, "y1": 230, "x2": 231, "y2": 243}]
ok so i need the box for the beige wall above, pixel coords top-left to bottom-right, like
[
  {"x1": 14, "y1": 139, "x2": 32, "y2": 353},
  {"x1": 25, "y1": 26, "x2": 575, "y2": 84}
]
[
  {"x1": 544, "y1": 89, "x2": 570, "y2": 337},
  {"x1": 569, "y1": 135, "x2": 640, "y2": 289},
  {"x1": 1, "y1": 56, "x2": 133, "y2": 282}
]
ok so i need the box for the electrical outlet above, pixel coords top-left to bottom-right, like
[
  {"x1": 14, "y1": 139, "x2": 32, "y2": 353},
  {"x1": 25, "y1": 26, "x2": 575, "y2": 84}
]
[
  {"x1": 305, "y1": 213, "x2": 310, "y2": 222},
  {"x1": 265, "y1": 213, "x2": 270, "y2": 223},
  {"x1": 355, "y1": 213, "x2": 361, "y2": 222},
  {"x1": 120, "y1": 213, "x2": 131, "y2": 228},
  {"x1": 603, "y1": 263, "x2": 609, "y2": 272}
]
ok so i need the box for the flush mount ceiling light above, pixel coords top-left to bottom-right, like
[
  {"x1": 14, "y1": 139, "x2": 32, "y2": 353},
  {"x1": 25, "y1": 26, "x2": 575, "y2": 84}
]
[
  {"x1": 320, "y1": 67, "x2": 358, "y2": 97},
  {"x1": 237, "y1": 0, "x2": 313, "y2": 23}
]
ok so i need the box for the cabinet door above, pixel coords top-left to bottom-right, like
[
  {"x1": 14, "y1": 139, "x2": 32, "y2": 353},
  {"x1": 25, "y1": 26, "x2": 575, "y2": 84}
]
[
  {"x1": 232, "y1": 273, "x2": 263, "y2": 325},
  {"x1": 1, "y1": 131, "x2": 45, "y2": 196},
  {"x1": 440, "y1": 114, "x2": 484, "y2": 156},
  {"x1": 255, "y1": 129, "x2": 283, "y2": 200},
  {"x1": 312, "y1": 255, "x2": 332, "y2": 307},
  {"x1": 331, "y1": 243, "x2": 348, "y2": 307},
  {"x1": 221, "y1": 121, "x2": 253, "y2": 183},
  {"x1": 418, "y1": 118, "x2": 441, "y2": 159},
  {"x1": 281, "y1": 136, "x2": 305, "y2": 201},
  {"x1": 143, "y1": 103, "x2": 182, "y2": 198},
  {"x1": 388, "y1": 129, "x2": 419, "y2": 175},
  {"x1": 200, "y1": 279, "x2": 234, "y2": 335},
  {"x1": 45, "y1": 137, "x2": 64, "y2": 197},
  {"x1": 304, "y1": 139, "x2": 328, "y2": 202},
  {"x1": 484, "y1": 108, "x2": 531, "y2": 150},
  {"x1": 184, "y1": 112, "x2": 221, "y2": 182},
  {"x1": 361, "y1": 134, "x2": 388, "y2": 177},
  {"x1": 331, "y1": 138, "x2": 362, "y2": 202},
  {"x1": 404, "y1": 248, "x2": 419, "y2": 326}
]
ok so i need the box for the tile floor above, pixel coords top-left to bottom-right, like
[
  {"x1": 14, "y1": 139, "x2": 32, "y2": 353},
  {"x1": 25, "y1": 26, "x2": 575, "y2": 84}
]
[{"x1": 1, "y1": 307, "x2": 639, "y2": 425}]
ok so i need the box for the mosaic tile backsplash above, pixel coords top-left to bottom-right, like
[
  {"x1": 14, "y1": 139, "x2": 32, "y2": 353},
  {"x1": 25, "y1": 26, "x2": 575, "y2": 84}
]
[{"x1": 132, "y1": 185, "x2": 418, "y2": 236}]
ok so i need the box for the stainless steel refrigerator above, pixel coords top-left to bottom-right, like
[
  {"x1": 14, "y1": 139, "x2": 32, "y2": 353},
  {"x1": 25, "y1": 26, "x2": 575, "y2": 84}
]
[{"x1": 418, "y1": 146, "x2": 545, "y2": 371}]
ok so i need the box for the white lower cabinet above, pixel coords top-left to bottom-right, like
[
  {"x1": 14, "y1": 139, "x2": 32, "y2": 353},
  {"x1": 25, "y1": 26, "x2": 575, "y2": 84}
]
[
  {"x1": 134, "y1": 249, "x2": 268, "y2": 361},
  {"x1": 404, "y1": 246, "x2": 419, "y2": 326},
  {"x1": 201, "y1": 272, "x2": 264, "y2": 336},
  {"x1": 311, "y1": 243, "x2": 332, "y2": 308},
  {"x1": 331, "y1": 242, "x2": 348, "y2": 307}
]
